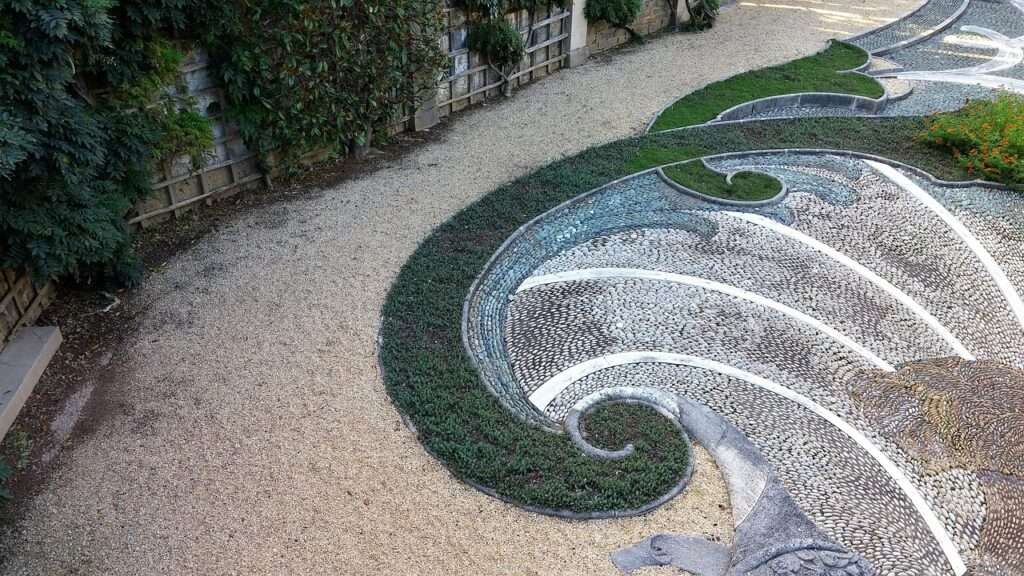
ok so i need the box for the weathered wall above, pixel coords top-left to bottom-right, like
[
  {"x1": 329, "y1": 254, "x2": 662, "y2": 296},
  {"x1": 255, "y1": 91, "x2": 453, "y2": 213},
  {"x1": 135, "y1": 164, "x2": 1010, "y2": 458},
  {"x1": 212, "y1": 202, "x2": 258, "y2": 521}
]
[{"x1": 587, "y1": 0, "x2": 685, "y2": 54}]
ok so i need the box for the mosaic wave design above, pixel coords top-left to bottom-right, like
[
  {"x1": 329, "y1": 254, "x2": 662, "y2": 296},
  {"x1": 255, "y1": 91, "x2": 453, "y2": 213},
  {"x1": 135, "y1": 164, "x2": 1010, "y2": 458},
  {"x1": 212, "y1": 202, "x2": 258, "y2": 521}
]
[
  {"x1": 875, "y1": 0, "x2": 1024, "y2": 93},
  {"x1": 462, "y1": 151, "x2": 1024, "y2": 575}
]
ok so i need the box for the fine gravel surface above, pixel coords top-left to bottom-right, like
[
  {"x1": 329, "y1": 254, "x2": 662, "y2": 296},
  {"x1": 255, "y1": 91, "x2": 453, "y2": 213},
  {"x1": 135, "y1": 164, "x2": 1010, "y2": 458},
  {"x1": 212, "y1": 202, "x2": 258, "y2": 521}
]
[{"x1": 1, "y1": 1, "x2": 919, "y2": 574}]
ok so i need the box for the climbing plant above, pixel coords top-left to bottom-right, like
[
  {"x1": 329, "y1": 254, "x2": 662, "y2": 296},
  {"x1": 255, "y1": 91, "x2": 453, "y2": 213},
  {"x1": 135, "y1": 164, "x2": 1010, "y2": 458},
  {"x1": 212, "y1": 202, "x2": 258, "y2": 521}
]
[
  {"x1": 467, "y1": 19, "x2": 526, "y2": 91},
  {"x1": 208, "y1": 1, "x2": 446, "y2": 166},
  {"x1": 456, "y1": 0, "x2": 568, "y2": 94},
  {"x1": 583, "y1": 0, "x2": 644, "y2": 40},
  {"x1": 0, "y1": 0, "x2": 214, "y2": 285},
  {"x1": 683, "y1": 0, "x2": 719, "y2": 31}
]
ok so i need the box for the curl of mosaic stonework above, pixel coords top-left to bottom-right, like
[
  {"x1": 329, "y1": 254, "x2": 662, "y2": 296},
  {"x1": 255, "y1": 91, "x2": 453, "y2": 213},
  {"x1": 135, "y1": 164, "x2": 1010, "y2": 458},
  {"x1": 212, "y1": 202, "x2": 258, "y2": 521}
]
[
  {"x1": 556, "y1": 363, "x2": 953, "y2": 574},
  {"x1": 850, "y1": 359, "x2": 1024, "y2": 574}
]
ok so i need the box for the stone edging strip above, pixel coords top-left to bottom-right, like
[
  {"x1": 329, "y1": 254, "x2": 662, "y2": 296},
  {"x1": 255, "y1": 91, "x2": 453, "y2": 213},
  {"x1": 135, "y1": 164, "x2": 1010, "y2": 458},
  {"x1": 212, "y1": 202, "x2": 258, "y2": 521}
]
[
  {"x1": 646, "y1": 52, "x2": 891, "y2": 134},
  {"x1": 850, "y1": 0, "x2": 971, "y2": 56}
]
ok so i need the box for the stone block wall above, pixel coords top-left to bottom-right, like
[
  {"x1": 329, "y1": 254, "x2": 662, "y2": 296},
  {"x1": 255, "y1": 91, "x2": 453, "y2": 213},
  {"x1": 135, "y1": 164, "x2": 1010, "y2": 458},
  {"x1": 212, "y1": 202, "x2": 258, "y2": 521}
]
[{"x1": 587, "y1": 0, "x2": 682, "y2": 54}]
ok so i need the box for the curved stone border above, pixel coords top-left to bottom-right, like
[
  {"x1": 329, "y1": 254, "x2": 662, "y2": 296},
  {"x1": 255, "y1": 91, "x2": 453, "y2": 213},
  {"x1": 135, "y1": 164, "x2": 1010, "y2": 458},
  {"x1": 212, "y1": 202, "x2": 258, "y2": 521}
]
[
  {"x1": 655, "y1": 158, "x2": 789, "y2": 207},
  {"x1": 647, "y1": 55, "x2": 892, "y2": 134},
  {"x1": 459, "y1": 168, "x2": 663, "y2": 433},
  {"x1": 700, "y1": 148, "x2": 1008, "y2": 190},
  {"x1": 566, "y1": 388, "x2": 692, "y2": 462},
  {"x1": 710, "y1": 91, "x2": 888, "y2": 123},
  {"x1": 470, "y1": 391, "x2": 696, "y2": 520},
  {"x1": 847, "y1": 0, "x2": 971, "y2": 56}
]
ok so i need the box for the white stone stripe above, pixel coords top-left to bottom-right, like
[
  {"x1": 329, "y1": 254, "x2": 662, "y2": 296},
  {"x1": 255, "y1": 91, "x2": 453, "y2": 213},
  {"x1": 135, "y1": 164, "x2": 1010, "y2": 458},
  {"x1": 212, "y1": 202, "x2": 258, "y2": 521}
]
[
  {"x1": 531, "y1": 352, "x2": 968, "y2": 576},
  {"x1": 866, "y1": 160, "x2": 1024, "y2": 333},
  {"x1": 725, "y1": 211, "x2": 975, "y2": 360},
  {"x1": 887, "y1": 71, "x2": 1024, "y2": 94},
  {"x1": 518, "y1": 268, "x2": 895, "y2": 371},
  {"x1": 952, "y1": 27, "x2": 1024, "y2": 75}
]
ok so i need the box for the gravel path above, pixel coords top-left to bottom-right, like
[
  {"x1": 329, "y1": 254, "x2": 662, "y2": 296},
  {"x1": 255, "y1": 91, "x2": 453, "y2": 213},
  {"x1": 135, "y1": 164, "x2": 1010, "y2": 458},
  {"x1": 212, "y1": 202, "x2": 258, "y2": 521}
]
[{"x1": 1, "y1": 2, "x2": 918, "y2": 574}]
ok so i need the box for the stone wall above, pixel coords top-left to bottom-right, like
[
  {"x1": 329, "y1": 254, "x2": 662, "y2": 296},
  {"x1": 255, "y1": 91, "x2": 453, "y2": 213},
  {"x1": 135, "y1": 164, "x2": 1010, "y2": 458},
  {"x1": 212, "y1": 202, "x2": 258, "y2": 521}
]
[{"x1": 587, "y1": 0, "x2": 683, "y2": 54}]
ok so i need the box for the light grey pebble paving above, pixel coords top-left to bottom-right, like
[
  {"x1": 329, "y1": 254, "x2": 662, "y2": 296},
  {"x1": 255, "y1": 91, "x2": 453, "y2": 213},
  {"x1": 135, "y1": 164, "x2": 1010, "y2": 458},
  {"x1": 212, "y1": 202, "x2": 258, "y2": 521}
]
[
  {"x1": 706, "y1": 155, "x2": 1024, "y2": 367},
  {"x1": 885, "y1": 0, "x2": 1024, "y2": 72},
  {"x1": 507, "y1": 278, "x2": 877, "y2": 402},
  {"x1": 530, "y1": 223, "x2": 953, "y2": 364},
  {"x1": 883, "y1": 80, "x2": 999, "y2": 114},
  {"x1": 849, "y1": 0, "x2": 968, "y2": 54},
  {"x1": 546, "y1": 363, "x2": 983, "y2": 575}
]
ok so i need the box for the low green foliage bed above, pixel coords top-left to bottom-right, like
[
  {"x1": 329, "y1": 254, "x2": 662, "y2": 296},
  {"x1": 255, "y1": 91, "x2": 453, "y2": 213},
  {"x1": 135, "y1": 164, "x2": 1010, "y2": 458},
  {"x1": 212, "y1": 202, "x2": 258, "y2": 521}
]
[
  {"x1": 921, "y1": 92, "x2": 1024, "y2": 189},
  {"x1": 663, "y1": 161, "x2": 783, "y2": 201},
  {"x1": 649, "y1": 41, "x2": 884, "y2": 132},
  {"x1": 379, "y1": 116, "x2": 970, "y2": 514}
]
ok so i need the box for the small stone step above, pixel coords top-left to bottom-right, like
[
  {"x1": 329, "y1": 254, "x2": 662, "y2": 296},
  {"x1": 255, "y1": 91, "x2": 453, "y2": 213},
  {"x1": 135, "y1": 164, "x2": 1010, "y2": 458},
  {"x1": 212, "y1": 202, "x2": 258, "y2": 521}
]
[
  {"x1": 878, "y1": 77, "x2": 914, "y2": 101},
  {"x1": 867, "y1": 56, "x2": 904, "y2": 75},
  {"x1": 0, "y1": 327, "x2": 62, "y2": 440}
]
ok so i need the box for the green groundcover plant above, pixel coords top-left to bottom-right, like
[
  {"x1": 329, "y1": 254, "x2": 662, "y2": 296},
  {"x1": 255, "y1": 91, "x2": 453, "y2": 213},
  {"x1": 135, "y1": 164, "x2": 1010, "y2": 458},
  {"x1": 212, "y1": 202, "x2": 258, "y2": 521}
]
[{"x1": 921, "y1": 92, "x2": 1024, "y2": 188}]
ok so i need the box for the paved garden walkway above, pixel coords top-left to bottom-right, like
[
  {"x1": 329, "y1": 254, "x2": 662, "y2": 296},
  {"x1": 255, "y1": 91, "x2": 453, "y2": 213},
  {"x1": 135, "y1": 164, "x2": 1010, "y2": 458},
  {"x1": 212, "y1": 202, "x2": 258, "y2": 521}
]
[{"x1": 2, "y1": 2, "x2": 920, "y2": 574}]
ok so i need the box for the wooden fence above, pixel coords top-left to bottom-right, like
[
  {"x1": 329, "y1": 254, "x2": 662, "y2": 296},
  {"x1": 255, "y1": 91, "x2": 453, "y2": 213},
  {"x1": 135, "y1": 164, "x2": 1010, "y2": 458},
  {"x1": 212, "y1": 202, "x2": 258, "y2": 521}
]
[
  {"x1": 0, "y1": 270, "x2": 55, "y2": 347},
  {"x1": 128, "y1": 50, "x2": 268, "y2": 227},
  {"x1": 127, "y1": 3, "x2": 573, "y2": 227},
  {"x1": 436, "y1": 3, "x2": 571, "y2": 116}
]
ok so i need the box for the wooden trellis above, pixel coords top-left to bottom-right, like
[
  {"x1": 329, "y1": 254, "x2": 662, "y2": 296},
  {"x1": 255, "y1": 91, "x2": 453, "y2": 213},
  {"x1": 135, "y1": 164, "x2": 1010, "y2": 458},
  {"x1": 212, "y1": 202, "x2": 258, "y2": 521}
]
[
  {"x1": 436, "y1": 4, "x2": 571, "y2": 116},
  {"x1": 130, "y1": 4, "x2": 574, "y2": 227},
  {"x1": 128, "y1": 50, "x2": 268, "y2": 227},
  {"x1": 0, "y1": 270, "x2": 54, "y2": 347}
]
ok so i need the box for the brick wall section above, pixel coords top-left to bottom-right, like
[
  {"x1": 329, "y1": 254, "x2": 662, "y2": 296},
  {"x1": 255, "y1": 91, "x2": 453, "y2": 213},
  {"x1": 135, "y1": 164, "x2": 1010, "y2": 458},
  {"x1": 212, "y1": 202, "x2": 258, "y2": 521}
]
[{"x1": 587, "y1": 0, "x2": 682, "y2": 53}]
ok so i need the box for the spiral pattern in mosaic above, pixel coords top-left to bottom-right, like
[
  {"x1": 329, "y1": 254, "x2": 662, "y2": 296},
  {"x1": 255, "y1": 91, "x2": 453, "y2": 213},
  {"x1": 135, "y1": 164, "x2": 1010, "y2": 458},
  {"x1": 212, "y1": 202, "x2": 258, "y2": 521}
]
[{"x1": 463, "y1": 151, "x2": 1024, "y2": 575}]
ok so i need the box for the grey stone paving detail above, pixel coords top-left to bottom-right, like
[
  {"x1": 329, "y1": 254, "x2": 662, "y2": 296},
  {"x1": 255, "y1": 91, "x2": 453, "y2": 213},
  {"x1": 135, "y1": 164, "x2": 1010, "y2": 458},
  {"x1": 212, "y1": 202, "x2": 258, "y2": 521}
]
[
  {"x1": 848, "y1": 0, "x2": 969, "y2": 55},
  {"x1": 885, "y1": 0, "x2": 1024, "y2": 72},
  {"x1": 464, "y1": 149, "x2": 1024, "y2": 574},
  {"x1": 851, "y1": 0, "x2": 970, "y2": 54},
  {"x1": 608, "y1": 396, "x2": 874, "y2": 576}
]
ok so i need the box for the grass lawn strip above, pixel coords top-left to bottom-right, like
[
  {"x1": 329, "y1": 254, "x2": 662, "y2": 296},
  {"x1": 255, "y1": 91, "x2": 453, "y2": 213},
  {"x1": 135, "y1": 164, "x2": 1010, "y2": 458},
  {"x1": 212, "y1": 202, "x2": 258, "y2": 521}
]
[
  {"x1": 663, "y1": 160, "x2": 783, "y2": 201},
  {"x1": 649, "y1": 42, "x2": 884, "y2": 132}
]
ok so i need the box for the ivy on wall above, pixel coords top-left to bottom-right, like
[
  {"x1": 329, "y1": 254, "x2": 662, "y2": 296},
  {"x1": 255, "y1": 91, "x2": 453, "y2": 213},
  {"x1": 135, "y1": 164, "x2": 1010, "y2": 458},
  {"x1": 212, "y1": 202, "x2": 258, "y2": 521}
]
[{"x1": 0, "y1": 0, "x2": 450, "y2": 285}]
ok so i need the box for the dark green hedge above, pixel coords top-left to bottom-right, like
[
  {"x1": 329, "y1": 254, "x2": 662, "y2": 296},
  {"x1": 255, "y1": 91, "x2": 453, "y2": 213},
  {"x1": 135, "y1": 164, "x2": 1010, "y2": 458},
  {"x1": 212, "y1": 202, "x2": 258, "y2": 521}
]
[{"x1": 0, "y1": 0, "x2": 215, "y2": 285}]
